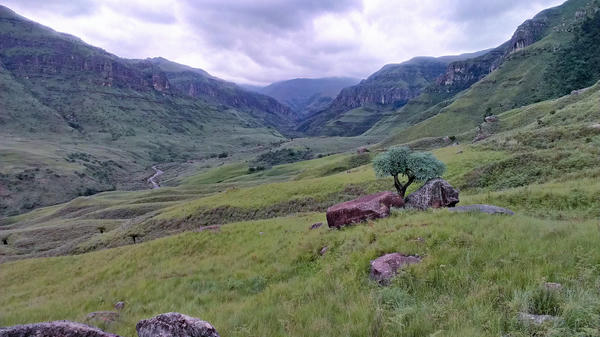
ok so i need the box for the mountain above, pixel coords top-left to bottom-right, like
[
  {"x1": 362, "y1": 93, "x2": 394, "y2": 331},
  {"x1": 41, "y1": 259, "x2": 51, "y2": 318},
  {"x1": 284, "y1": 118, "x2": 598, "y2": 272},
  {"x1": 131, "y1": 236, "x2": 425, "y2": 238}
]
[
  {"x1": 0, "y1": 5, "x2": 294, "y2": 216},
  {"x1": 255, "y1": 77, "x2": 360, "y2": 116},
  {"x1": 370, "y1": 0, "x2": 600, "y2": 143},
  {"x1": 146, "y1": 57, "x2": 298, "y2": 132},
  {"x1": 298, "y1": 51, "x2": 489, "y2": 137}
]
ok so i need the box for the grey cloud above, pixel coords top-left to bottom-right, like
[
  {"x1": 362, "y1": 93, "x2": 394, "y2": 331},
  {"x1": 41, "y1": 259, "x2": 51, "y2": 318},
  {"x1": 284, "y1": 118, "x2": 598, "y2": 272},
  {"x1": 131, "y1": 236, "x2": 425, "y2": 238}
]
[{"x1": 2, "y1": 0, "x2": 98, "y2": 16}]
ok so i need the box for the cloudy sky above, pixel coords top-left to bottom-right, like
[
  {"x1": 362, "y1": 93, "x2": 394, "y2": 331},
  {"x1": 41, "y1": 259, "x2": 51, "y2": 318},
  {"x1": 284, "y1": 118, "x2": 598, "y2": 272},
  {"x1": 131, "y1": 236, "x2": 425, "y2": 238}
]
[{"x1": 3, "y1": 0, "x2": 564, "y2": 85}]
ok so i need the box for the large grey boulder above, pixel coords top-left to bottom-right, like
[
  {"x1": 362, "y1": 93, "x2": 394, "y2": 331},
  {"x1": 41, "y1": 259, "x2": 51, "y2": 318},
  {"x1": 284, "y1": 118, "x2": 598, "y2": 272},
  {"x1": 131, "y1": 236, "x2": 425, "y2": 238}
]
[
  {"x1": 369, "y1": 253, "x2": 422, "y2": 285},
  {"x1": 448, "y1": 204, "x2": 514, "y2": 215},
  {"x1": 136, "y1": 313, "x2": 220, "y2": 337},
  {"x1": 405, "y1": 178, "x2": 459, "y2": 210},
  {"x1": 0, "y1": 321, "x2": 121, "y2": 337}
]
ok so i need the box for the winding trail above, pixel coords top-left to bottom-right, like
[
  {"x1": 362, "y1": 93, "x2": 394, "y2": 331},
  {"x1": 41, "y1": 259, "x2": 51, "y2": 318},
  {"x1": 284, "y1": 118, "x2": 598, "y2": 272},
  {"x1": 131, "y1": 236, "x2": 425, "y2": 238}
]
[{"x1": 147, "y1": 165, "x2": 164, "y2": 189}]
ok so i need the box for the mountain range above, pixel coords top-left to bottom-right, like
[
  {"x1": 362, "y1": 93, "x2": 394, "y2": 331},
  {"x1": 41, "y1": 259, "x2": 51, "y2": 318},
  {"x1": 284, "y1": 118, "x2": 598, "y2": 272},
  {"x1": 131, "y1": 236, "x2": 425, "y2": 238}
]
[{"x1": 1, "y1": 0, "x2": 600, "y2": 217}]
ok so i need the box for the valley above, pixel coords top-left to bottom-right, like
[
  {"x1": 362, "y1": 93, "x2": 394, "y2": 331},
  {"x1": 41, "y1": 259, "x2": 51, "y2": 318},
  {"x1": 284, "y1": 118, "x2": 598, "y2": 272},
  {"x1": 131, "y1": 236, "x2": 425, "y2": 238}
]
[{"x1": 1, "y1": 0, "x2": 600, "y2": 336}]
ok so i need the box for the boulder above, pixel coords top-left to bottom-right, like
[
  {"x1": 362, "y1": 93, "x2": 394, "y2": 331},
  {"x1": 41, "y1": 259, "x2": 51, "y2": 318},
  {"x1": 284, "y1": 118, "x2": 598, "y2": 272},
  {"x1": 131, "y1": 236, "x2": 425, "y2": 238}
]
[
  {"x1": 0, "y1": 321, "x2": 121, "y2": 337},
  {"x1": 114, "y1": 301, "x2": 125, "y2": 311},
  {"x1": 326, "y1": 191, "x2": 404, "y2": 229},
  {"x1": 448, "y1": 204, "x2": 514, "y2": 215},
  {"x1": 405, "y1": 179, "x2": 459, "y2": 210},
  {"x1": 136, "y1": 313, "x2": 220, "y2": 337},
  {"x1": 484, "y1": 115, "x2": 499, "y2": 123},
  {"x1": 370, "y1": 253, "x2": 421, "y2": 284}
]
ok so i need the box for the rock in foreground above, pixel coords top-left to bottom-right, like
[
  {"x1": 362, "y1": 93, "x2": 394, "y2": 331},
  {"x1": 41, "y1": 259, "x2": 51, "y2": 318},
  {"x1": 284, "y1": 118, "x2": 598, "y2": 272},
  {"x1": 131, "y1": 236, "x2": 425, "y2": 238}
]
[
  {"x1": 0, "y1": 321, "x2": 121, "y2": 337},
  {"x1": 448, "y1": 204, "x2": 514, "y2": 215},
  {"x1": 136, "y1": 312, "x2": 220, "y2": 337},
  {"x1": 326, "y1": 191, "x2": 404, "y2": 228},
  {"x1": 370, "y1": 253, "x2": 422, "y2": 284},
  {"x1": 405, "y1": 178, "x2": 459, "y2": 210}
]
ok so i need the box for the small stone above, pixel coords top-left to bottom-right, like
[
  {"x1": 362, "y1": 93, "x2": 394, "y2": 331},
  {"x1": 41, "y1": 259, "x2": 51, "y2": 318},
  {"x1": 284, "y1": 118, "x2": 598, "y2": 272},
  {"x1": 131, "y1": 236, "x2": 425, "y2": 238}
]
[
  {"x1": 310, "y1": 222, "x2": 323, "y2": 230},
  {"x1": 319, "y1": 246, "x2": 328, "y2": 255},
  {"x1": 544, "y1": 282, "x2": 563, "y2": 291},
  {"x1": 86, "y1": 311, "x2": 120, "y2": 325},
  {"x1": 369, "y1": 253, "x2": 422, "y2": 285},
  {"x1": 114, "y1": 301, "x2": 125, "y2": 311},
  {"x1": 259, "y1": 232, "x2": 264, "y2": 235},
  {"x1": 518, "y1": 312, "x2": 560, "y2": 326}
]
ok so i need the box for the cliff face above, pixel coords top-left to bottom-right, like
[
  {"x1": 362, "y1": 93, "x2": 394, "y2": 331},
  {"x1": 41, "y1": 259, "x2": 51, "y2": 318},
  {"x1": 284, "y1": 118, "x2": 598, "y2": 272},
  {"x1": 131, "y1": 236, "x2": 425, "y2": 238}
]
[
  {"x1": 327, "y1": 57, "x2": 448, "y2": 112},
  {"x1": 433, "y1": 7, "x2": 555, "y2": 95},
  {"x1": 148, "y1": 58, "x2": 298, "y2": 132}
]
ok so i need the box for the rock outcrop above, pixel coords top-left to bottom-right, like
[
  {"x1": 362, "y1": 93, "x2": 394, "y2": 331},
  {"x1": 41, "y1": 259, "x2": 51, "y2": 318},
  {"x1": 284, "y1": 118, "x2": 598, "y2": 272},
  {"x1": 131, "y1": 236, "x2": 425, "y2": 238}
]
[
  {"x1": 448, "y1": 204, "x2": 514, "y2": 215},
  {"x1": 370, "y1": 253, "x2": 422, "y2": 284},
  {"x1": 0, "y1": 321, "x2": 121, "y2": 337},
  {"x1": 326, "y1": 191, "x2": 404, "y2": 228},
  {"x1": 405, "y1": 179, "x2": 459, "y2": 210},
  {"x1": 136, "y1": 313, "x2": 220, "y2": 337}
]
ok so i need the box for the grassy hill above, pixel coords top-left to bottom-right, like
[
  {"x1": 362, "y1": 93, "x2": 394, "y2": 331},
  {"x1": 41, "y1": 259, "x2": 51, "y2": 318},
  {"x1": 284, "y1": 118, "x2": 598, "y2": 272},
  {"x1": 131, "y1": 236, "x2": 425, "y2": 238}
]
[
  {"x1": 0, "y1": 5, "x2": 298, "y2": 216},
  {"x1": 370, "y1": 0, "x2": 600, "y2": 143},
  {"x1": 2, "y1": 1, "x2": 600, "y2": 336}
]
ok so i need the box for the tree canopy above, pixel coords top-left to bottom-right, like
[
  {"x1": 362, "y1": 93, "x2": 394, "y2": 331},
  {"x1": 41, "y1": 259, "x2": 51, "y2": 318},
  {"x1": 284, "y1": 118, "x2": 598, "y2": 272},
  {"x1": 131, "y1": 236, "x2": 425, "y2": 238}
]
[{"x1": 373, "y1": 146, "x2": 445, "y2": 198}]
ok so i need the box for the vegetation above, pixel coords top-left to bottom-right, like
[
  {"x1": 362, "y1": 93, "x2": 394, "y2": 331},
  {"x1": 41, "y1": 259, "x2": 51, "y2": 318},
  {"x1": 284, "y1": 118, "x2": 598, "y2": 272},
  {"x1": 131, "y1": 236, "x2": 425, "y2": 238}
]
[{"x1": 374, "y1": 147, "x2": 446, "y2": 198}]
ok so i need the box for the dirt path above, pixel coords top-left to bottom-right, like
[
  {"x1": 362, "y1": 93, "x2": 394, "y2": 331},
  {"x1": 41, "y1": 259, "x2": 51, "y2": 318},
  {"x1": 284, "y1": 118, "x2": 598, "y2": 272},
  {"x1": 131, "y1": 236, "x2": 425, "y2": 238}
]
[{"x1": 147, "y1": 165, "x2": 164, "y2": 189}]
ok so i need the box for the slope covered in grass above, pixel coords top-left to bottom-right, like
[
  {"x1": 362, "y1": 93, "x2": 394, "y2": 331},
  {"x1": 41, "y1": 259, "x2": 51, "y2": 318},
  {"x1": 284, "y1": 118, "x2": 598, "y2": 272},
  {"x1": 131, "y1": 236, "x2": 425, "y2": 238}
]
[{"x1": 1, "y1": 186, "x2": 599, "y2": 337}]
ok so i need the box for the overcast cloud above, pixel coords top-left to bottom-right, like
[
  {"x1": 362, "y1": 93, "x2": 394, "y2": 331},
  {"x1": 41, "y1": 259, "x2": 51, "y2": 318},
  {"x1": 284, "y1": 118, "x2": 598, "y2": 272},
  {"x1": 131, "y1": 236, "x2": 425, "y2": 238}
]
[{"x1": 3, "y1": 0, "x2": 565, "y2": 85}]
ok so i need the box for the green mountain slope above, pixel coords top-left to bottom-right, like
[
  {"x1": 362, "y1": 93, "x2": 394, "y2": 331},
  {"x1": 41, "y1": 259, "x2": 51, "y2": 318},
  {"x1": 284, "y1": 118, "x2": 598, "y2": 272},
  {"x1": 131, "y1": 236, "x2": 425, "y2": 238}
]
[
  {"x1": 0, "y1": 5, "x2": 292, "y2": 216},
  {"x1": 372, "y1": 0, "x2": 600, "y2": 143},
  {"x1": 298, "y1": 51, "x2": 489, "y2": 137}
]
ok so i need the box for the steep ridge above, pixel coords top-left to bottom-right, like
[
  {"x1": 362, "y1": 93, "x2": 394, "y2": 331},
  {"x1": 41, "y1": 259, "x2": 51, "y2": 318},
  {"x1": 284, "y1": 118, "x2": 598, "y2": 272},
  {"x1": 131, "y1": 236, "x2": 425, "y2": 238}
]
[
  {"x1": 370, "y1": 0, "x2": 600, "y2": 141},
  {"x1": 147, "y1": 57, "x2": 298, "y2": 133},
  {"x1": 298, "y1": 51, "x2": 488, "y2": 137}
]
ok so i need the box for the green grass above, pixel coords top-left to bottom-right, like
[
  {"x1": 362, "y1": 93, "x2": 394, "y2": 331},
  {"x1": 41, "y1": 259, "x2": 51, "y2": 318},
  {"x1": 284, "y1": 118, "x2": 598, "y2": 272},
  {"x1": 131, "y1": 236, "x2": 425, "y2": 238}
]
[{"x1": 2, "y1": 195, "x2": 599, "y2": 337}]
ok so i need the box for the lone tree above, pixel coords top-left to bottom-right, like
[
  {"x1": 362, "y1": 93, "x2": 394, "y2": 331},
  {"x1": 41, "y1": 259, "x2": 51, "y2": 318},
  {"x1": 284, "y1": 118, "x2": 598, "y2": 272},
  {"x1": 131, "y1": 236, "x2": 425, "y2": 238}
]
[{"x1": 373, "y1": 146, "x2": 446, "y2": 198}]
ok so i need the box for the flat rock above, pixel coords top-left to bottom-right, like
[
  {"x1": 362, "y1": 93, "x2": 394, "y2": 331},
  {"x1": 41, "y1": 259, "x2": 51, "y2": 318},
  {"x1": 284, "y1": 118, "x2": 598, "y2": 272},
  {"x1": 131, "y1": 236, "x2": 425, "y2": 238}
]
[
  {"x1": 405, "y1": 179, "x2": 459, "y2": 210},
  {"x1": 544, "y1": 282, "x2": 563, "y2": 291},
  {"x1": 369, "y1": 253, "x2": 422, "y2": 284},
  {"x1": 326, "y1": 191, "x2": 404, "y2": 229},
  {"x1": 309, "y1": 222, "x2": 323, "y2": 230},
  {"x1": 0, "y1": 321, "x2": 121, "y2": 337},
  {"x1": 518, "y1": 312, "x2": 560, "y2": 326},
  {"x1": 136, "y1": 312, "x2": 220, "y2": 337},
  {"x1": 448, "y1": 204, "x2": 514, "y2": 215}
]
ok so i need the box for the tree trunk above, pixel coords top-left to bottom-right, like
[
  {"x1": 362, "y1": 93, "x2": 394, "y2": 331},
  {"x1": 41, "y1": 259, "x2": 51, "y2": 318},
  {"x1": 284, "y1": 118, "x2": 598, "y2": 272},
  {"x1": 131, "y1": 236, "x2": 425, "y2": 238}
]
[{"x1": 393, "y1": 175, "x2": 415, "y2": 199}]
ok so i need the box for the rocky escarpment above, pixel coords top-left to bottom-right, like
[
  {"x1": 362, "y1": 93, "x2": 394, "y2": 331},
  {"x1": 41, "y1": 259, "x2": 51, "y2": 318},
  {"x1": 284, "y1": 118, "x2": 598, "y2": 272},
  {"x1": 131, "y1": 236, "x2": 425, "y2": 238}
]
[
  {"x1": 148, "y1": 58, "x2": 298, "y2": 133},
  {"x1": 328, "y1": 57, "x2": 449, "y2": 112},
  {"x1": 298, "y1": 57, "x2": 450, "y2": 136},
  {"x1": 433, "y1": 5, "x2": 556, "y2": 95}
]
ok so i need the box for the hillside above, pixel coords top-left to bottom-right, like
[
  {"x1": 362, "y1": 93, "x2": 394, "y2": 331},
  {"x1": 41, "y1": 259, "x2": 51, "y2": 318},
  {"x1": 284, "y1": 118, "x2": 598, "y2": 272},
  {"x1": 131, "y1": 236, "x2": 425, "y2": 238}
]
[
  {"x1": 2, "y1": 78, "x2": 600, "y2": 335},
  {"x1": 298, "y1": 51, "x2": 488, "y2": 137},
  {"x1": 2, "y1": 1, "x2": 600, "y2": 336},
  {"x1": 369, "y1": 0, "x2": 600, "y2": 142},
  {"x1": 0, "y1": 5, "x2": 295, "y2": 216}
]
